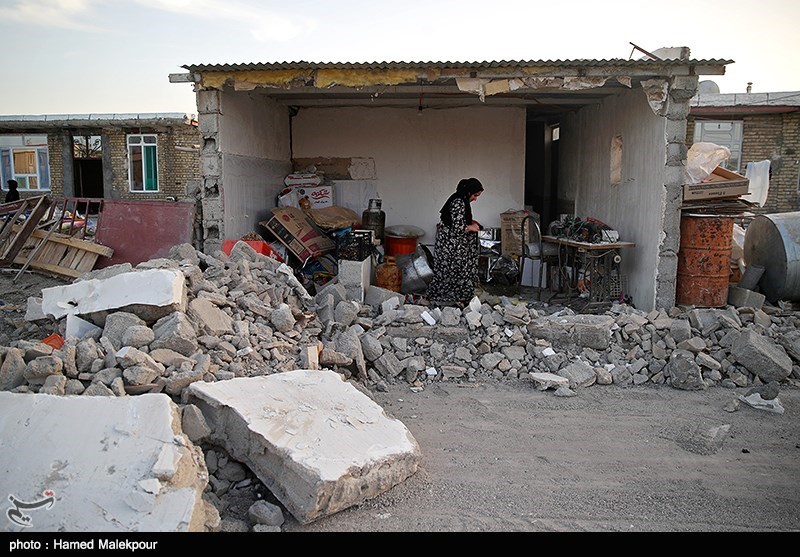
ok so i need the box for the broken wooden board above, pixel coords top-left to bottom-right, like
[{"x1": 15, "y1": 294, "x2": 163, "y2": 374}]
[
  {"x1": 11, "y1": 225, "x2": 113, "y2": 279},
  {"x1": 0, "y1": 195, "x2": 52, "y2": 265}
]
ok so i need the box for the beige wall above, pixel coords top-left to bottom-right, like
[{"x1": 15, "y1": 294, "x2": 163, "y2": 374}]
[
  {"x1": 560, "y1": 87, "x2": 668, "y2": 311},
  {"x1": 291, "y1": 105, "x2": 526, "y2": 245},
  {"x1": 219, "y1": 91, "x2": 292, "y2": 239}
]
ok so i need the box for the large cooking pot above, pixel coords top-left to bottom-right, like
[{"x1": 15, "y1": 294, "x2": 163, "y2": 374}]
[{"x1": 384, "y1": 225, "x2": 425, "y2": 256}]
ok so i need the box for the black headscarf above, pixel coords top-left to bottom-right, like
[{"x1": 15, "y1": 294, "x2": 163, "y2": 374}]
[{"x1": 439, "y1": 178, "x2": 483, "y2": 227}]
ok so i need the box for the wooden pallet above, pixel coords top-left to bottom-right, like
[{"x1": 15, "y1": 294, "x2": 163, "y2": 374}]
[
  {"x1": 0, "y1": 195, "x2": 51, "y2": 265},
  {"x1": 11, "y1": 225, "x2": 113, "y2": 279}
]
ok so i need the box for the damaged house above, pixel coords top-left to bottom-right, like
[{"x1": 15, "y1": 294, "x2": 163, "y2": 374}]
[
  {"x1": 169, "y1": 49, "x2": 732, "y2": 312},
  {"x1": 0, "y1": 113, "x2": 203, "y2": 267}
]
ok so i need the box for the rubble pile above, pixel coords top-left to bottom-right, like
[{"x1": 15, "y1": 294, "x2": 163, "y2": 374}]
[
  {"x1": 1, "y1": 240, "x2": 799, "y2": 402},
  {"x1": 1, "y1": 239, "x2": 799, "y2": 530}
]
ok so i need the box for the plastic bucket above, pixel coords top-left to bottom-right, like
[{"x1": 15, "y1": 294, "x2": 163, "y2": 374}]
[{"x1": 676, "y1": 214, "x2": 733, "y2": 307}]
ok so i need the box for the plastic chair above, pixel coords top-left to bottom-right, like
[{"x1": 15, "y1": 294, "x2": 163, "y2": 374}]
[{"x1": 519, "y1": 215, "x2": 560, "y2": 299}]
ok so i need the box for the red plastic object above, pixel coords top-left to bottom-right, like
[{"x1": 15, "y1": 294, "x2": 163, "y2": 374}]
[
  {"x1": 384, "y1": 235, "x2": 418, "y2": 256},
  {"x1": 41, "y1": 333, "x2": 64, "y2": 350},
  {"x1": 222, "y1": 240, "x2": 284, "y2": 262}
]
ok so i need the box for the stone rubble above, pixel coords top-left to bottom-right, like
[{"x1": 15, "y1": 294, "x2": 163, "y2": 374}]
[{"x1": 2, "y1": 239, "x2": 800, "y2": 530}]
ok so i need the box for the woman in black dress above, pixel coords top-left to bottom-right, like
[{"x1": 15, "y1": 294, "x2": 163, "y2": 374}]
[{"x1": 425, "y1": 178, "x2": 484, "y2": 306}]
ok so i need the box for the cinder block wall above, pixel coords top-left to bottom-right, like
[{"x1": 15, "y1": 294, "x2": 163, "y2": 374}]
[{"x1": 687, "y1": 112, "x2": 800, "y2": 214}]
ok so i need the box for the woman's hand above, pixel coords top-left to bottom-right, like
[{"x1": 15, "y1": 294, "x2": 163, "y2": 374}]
[{"x1": 466, "y1": 223, "x2": 480, "y2": 232}]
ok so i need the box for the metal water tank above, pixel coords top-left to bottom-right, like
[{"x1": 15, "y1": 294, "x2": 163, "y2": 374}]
[{"x1": 743, "y1": 212, "x2": 800, "y2": 303}]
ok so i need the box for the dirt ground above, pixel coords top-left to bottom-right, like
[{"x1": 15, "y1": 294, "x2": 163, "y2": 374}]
[
  {"x1": 282, "y1": 380, "x2": 800, "y2": 532},
  {"x1": 2, "y1": 270, "x2": 799, "y2": 533}
]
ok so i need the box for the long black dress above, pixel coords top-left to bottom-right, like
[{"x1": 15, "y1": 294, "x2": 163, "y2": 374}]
[{"x1": 425, "y1": 197, "x2": 479, "y2": 305}]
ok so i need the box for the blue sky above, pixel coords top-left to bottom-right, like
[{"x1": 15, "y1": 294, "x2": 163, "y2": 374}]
[{"x1": 1, "y1": 0, "x2": 798, "y2": 116}]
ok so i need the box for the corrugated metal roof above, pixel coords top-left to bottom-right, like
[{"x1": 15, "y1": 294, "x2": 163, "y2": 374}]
[
  {"x1": 0, "y1": 113, "x2": 188, "y2": 122},
  {"x1": 182, "y1": 58, "x2": 732, "y2": 72}
]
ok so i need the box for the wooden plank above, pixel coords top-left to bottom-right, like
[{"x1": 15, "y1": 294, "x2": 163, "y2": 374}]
[
  {"x1": 74, "y1": 251, "x2": 99, "y2": 273},
  {"x1": 10, "y1": 225, "x2": 114, "y2": 256},
  {"x1": 12, "y1": 256, "x2": 83, "y2": 278},
  {"x1": 1, "y1": 196, "x2": 51, "y2": 263}
]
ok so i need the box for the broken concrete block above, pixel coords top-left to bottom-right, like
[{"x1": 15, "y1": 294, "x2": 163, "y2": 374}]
[
  {"x1": 727, "y1": 286, "x2": 765, "y2": 309},
  {"x1": 151, "y1": 312, "x2": 198, "y2": 357},
  {"x1": 339, "y1": 259, "x2": 371, "y2": 303},
  {"x1": 0, "y1": 347, "x2": 27, "y2": 391},
  {"x1": 188, "y1": 298, "x2": 234, "y2": 336},
  {"x1": 41, "y1": 268, "x2": 187, "y2": 321},
  {"x1": 101, "y1": 312, "x2": 147, "y2": 351},
  {"x1": 731, "y1": 329, "x2": 792, "y2": 383},
  {"x1": 248, "y1": 500, "x2": 285, "y2": 527},
  {"x1": 24, "y1": 297, "x2": 47, "y2": 321},
  {"x1": 187, "y1": 371, "x2": 422, "y2": 524},
  {"x1": 364, "y1": 285, "x2": 401, "y2": 308},
  {"x1": 529, "y1": 372, "x2": 570, "y2": 390},
  {"x1": 182, "y1": 404, "x2": 212, "y2": 443},
  {"x1": 270, "y1": 303, "x2": 296, "y2": 333},
  {"x1": 121, "y1": 325, "x2": 155, "y2": 348},
  {"x1": 666, "y1": 349, "x2": 707, "y2": 390},
  {"x1": 528, "y1": 314, "x2": 614, "y2": 350},
  {"x1": 557, "y1": 361, "x2": 597, "y2": 389},
  {"x1": 0, "y1": 392, "x2": 209, "y2": 531}
]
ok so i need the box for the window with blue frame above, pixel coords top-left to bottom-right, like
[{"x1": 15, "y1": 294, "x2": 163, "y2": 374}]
[
  {"x1": 0, "y1": 134, "x2": 50, "y2": 191},
  {"x1": 127, "y1": 134, "x2": 159, "y2": 192}
]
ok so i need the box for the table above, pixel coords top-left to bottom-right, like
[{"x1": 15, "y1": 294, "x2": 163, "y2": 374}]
[{"x1": 542, "y1": 235, "x2": 636, "y2": 304}]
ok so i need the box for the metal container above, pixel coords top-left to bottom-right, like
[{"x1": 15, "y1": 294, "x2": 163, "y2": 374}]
[
  {"x1": 361, "y1": 199, "x2": 385, "y2": 243},
  {"x1": 676, "y1": 214, "x2": 733, "y2": 307},
  {"x1": 384, "y1": 225, "x2": 425, "y2": 256},
  {"x1": 743, "y1": 211, "x2": 800, "y2": 303},
  {"x1": 375, "y1": 255, "x2": 402, "y2": 292},
  {"x1": 396, "y1": 245, "x2": 434, "y2": 293}
]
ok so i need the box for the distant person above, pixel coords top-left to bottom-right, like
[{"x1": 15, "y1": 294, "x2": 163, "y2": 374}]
[{"x1": 4, "y1": 179, "x2": 20, "y2": 203}]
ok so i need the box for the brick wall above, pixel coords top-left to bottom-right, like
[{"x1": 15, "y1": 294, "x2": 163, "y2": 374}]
[
  {"x1": 10, "y1": 124, "x2": 200, "y2": 203},
  {"x1": 106, "y1": 124, "x2": 201, "y2": 200},
  {"x1": 687, "y1": 111, "x2": 800, "y2": 214}
]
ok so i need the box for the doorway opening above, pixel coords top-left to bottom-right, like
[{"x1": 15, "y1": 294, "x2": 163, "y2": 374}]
[{"x1": 72, "y1": 134, "x2": 104, "y2": 200}]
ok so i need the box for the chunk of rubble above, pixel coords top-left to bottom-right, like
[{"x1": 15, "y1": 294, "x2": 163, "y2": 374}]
[
  {"x1": 529, "y1": 371, "x2": 569, "y2": 391},
  {"x1": 0, "y1": 392, "x2": 210, "y2": 531},
  {"x1": 40, "y1": 268, "x2": 187, "y2": 321},
  {"x1": 186, "y1": 370, "x2": 422, "y2": 524}
]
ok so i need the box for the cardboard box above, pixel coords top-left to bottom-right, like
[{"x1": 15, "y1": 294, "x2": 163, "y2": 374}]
[
  {"x1": 261, "y1": 207, "x2": 336, "y2": 263},
  {"x1": 295, "y1": 185, "x2": 334, "y2": 208},
  {"x1": 683, "y1": 166, "x2": 750, "y2": 201},
  {"x1": 500, "y1": 209, "x2": 538, "y2": 258}
]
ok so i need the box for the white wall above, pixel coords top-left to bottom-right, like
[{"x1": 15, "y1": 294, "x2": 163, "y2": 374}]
[
  {"x1": 219, "y1": 92, "x2": 292, "y2": 239},
  {"x1": 559, "y1": 87, "x2": 667, "y2": 311},
  {"x1": 291, "y1": 106, "x2": 526, "y2": 246}
]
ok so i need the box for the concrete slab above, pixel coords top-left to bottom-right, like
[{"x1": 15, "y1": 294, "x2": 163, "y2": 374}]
[
  {"x1": 0, "y1": 392, "x2": 209, "y2": 532},
  {"x1": 40, "y1": 269, "x2": 186, "y2": 321},
  {"x1": 187, "y1": 370, "x2": 422, "y2": 524}
]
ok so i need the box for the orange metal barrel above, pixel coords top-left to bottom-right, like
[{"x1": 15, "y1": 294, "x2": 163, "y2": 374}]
[{"x1": 676, "y1": 214, "x2": 733, "y2": 307}]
